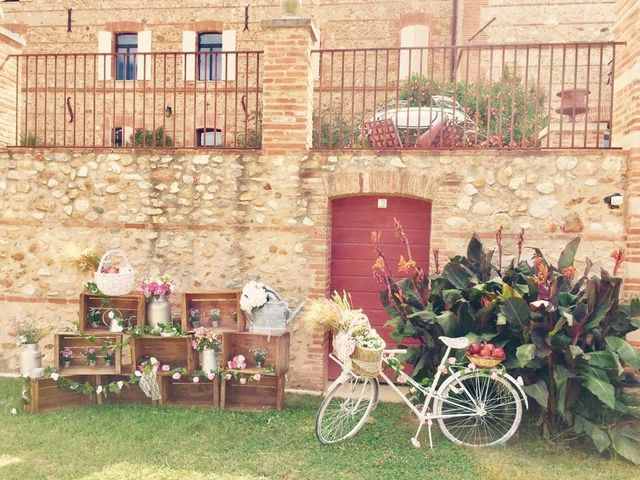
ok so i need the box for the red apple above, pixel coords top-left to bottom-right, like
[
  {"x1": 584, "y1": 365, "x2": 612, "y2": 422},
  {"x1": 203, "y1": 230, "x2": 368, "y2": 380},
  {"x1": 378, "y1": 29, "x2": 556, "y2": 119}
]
[
  {"x1": 468, "y1": 343, "x2": 481, "y2": 355},
  {"x1": 493, "y1": 347, "x2": 506, "y2": 360},
  {"x1": 479, "y1": 348, "x2": 491, "y2": 357},
  {"x1": 484, "y1": 343, "x2": 495, "y2": 354}
]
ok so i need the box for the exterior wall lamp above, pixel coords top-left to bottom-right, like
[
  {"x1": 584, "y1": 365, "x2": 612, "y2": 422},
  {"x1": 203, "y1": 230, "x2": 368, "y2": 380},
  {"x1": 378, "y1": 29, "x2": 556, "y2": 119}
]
[
  {"x1": 165, "y1": 106, "x2": 173, "y2": 118},
  {"x1": 603, "y1": 193, "x2": 623, "y2": 209}
]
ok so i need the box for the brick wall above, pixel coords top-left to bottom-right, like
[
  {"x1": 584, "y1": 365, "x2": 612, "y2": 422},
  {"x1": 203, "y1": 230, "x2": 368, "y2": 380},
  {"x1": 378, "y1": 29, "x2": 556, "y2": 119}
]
[
  {"x1": 0, "y1": 27, "x2": 25, "y2": 147},
  {"x1": 614, "y1": 0, "x2": 640, "y2": 345}
]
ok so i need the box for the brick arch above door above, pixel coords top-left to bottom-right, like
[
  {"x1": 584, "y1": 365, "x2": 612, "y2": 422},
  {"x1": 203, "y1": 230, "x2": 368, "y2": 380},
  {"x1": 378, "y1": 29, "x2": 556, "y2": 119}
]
[{"x1": 323, "y1": 170, "x2": 436, "y2": 200}]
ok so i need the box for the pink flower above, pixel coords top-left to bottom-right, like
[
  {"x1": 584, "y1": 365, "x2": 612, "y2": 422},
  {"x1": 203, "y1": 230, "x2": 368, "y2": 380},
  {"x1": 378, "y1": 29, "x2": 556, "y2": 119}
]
[
  {"x1": 192, "y1": 376, "x2": 200, "y2": 383},
  {"x1": 396, "y1": 375, "x2": 407, "y2": 384},
  {"x1": 172, "y1": 372, "x2": 181, "y2": 380},
  {"x1": 161, "y1": 364, "x2": 170, "y2": 372},
  {"x1": 239, "y1": 377, "x2": 247, "y2": 385},
  {"x1": 253, "y1": 374, "x2": 262, "y2": 382},
  {"x1": 490, "y1": 372, "x2": 498, "y2": 380}
]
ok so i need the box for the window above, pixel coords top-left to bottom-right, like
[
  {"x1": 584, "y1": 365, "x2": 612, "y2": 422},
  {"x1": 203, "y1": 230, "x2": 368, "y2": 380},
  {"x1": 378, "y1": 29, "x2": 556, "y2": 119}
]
[
  {"x1": 115, "y1": 33, "x2": 138, "y2": 80},
  {"x1": 113, "y1": 127, "x2": 124, "y2": 147},
  {"x1": 196, "y1": 128, "x2": 223, "y2": 147},
  {"x1": 198, "y1": 32, "x2": 223, "y2": 81},
  {"x1": 112, "y1": 126, "x2": 133, "y2": 147}
]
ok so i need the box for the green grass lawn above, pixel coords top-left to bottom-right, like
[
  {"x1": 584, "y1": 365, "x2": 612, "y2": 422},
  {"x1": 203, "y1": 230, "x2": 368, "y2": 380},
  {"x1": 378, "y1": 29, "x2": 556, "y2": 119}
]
[{"x1": 0, "y1": 378, "x2": 637, "y2": 480}]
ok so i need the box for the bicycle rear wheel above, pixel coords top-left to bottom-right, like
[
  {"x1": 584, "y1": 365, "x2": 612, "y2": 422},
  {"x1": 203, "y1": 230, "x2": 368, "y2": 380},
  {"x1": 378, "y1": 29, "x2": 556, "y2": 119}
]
[
  {"x1": 315, "y1": 375, "x2": 379, "y2": 444},
  {"x1": 434, "y1": 371, "x2": 522, "y2": 447}
]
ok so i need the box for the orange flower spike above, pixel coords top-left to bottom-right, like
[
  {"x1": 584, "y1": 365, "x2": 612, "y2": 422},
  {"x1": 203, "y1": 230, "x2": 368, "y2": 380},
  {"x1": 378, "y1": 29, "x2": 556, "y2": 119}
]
[
  {"x1": 398, "y1": 255, "x2": 416, "y2": 273},
  {"x1": 372, "y1": 256, "x2": 385, "y2": 271},
  {"x1": 562, "y1": 266, "x2": 576, "y2": 279},
  {"x1": 370, "y1": 230, "x2": 379, "y2": 243},
  {"x1": 611, "y1": 248, "x2": 625, "y2": 276},
  {"x1": 533, "y1": 255, "x2": 549, "y2": 285}
]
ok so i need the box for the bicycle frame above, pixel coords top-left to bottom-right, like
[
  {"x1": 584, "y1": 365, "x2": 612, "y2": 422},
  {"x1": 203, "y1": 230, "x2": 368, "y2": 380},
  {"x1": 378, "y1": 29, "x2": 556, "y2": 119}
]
[{"x1": 328, "y1": 344, "x2": 527, "y2": 448}]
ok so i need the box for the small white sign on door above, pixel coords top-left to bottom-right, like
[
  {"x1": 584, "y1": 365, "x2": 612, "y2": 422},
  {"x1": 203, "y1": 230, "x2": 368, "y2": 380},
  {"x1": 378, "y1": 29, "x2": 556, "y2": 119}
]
[{"x1": 377, "y1": 198, "x2": 388, "y2": 208}]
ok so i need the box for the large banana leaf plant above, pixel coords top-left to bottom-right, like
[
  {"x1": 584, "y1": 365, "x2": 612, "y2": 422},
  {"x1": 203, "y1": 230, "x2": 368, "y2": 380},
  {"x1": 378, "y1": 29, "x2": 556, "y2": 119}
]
[{"x1": 375, "y1": 230, "x2": 640, "y2": 463}]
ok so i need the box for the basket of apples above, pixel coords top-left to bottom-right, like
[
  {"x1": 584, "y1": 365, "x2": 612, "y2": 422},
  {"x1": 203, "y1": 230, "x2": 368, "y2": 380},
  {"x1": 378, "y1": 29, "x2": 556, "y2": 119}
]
[
  {"x1": 466, "y1": 342, "x2": 505, "y2": 369},
  {"x1": 94, "y1": 250, "x2": 135, "y2": 296}
]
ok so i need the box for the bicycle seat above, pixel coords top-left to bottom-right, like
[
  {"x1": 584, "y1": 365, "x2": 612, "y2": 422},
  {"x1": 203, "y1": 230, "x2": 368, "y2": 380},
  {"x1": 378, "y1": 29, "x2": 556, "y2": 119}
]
[{"x1": 439, "y1": 336, "x2": 470, "y2": 349}]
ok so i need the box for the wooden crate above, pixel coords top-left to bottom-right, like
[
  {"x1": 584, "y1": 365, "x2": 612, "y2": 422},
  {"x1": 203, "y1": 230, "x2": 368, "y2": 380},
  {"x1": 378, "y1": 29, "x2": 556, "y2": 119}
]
[
  {"x1": 26, "y1": 376, "x2": 97, "y2": 413},
  {"x1": 131, "y1": 335, "x2": 196, "y2": 371},
  {"x1": 180, "y1": 291, "x2": 245, "y2": 333},
  {"x1": 101, "y1": 375, "x2": 155, "y2": 405},
  {"x1": 222, "y1": 332, "x2": 290, "y2": 374},
  {"x1": 54, "y1": 333, "x2": 123, "y2": 375},
  {"x1": 221, "y1": 373, "x2": 285, "y2": 410},
  {"x1": 160, "y1": 374, "x2": 220, "y2": 408},
  {"x1": 79, "y1": 292, "x2": 145, "y2": 334}
]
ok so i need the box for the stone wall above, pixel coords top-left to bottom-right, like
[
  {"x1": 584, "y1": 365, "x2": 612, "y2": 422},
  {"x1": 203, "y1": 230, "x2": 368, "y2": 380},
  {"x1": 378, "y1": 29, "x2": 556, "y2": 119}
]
[{"x1": 0, "y1": 148, "x2": 629, "y2": 386}]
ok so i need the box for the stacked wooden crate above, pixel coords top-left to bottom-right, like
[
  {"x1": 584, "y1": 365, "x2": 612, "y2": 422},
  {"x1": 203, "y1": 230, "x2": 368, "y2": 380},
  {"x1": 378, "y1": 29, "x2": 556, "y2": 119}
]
[{"x1": 28, "y1": 291, "x2": 290, "y2": 412}]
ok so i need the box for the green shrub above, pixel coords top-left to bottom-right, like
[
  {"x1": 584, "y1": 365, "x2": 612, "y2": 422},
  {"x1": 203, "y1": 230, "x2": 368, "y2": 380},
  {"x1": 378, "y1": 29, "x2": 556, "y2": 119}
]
[
  {"x1": 132, "y1": 127, "x2": 174, "y2": 147},
  {"x1": 399, "y1": 71, "x2": 548, "y2": 147}
]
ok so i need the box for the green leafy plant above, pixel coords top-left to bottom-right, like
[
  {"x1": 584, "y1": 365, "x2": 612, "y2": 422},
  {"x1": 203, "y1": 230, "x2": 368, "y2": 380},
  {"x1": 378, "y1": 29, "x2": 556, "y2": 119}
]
[
  {"x1": 376, "y1": 226, "x2": 640, "y2": 463},
  {"x1": 132, "y1": 126, "x2": 174, "y2": 147},
  {"x1": 312, "y1": 111, "x2": 360, "y2": 148},
  {"x1": 399, "y1": 71, "x2": 547, "y2": 147}
]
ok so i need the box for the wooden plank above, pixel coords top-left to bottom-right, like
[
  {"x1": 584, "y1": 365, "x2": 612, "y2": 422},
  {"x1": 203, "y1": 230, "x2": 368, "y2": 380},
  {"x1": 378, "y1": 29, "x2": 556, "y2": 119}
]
[
  {"x1": 180, "y1": 291, "x2": 245, "y2": 333},
  {"x1": 78, "y1": 292, "x2": 145, "y2": 334},
  {"x1": 55, "y1": 333, "x2": 123, "y2": 375},
  {"x1": 222, "y1": 332, "x2": 290, "y2": 374},
  {"x1": 221, "y1": 374, "x2": 285, "y2": 411},
  {"x1": 101, "y1": 375, "x2": 155, "y2": 405},
  {"x1": 132, "y1": 335, "x2": 196, "y2": 371},
  {"x1": 163, "y1": 376, "x2": 220, "y2": 408},
  {"x1": 27, "y1": 376, "x2": 97, "y2": 413}
]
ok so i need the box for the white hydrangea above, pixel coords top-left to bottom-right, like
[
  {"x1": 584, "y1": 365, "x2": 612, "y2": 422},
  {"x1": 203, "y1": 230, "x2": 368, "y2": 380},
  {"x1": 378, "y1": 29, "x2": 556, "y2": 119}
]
[{"x1": 240, "y1": 281, "x2": 269, "y2": 313}]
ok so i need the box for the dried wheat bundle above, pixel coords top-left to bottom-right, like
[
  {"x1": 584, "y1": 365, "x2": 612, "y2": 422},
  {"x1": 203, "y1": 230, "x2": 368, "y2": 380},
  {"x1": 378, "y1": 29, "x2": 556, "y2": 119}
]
[{"x1": 300, "y1": 291, "x2": 370, "y2": 336}]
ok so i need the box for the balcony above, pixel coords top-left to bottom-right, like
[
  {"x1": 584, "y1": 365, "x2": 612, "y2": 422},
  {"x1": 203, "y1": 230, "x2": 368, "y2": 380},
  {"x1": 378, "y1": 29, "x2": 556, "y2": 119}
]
[
  {"x1": 7, "y1": 42, "x2": 620, "y2": 151},
  {"x1": 10, "y1": 51, "x2": 262, "y2": 149},
  {"x1": 312, "y1": 42, "x2": 620, "y2": 150}
]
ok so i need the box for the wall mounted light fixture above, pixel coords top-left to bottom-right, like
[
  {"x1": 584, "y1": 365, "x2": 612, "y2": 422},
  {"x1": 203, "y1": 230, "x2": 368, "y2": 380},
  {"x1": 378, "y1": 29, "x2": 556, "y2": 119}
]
[
  {"x1": 165, "y1": 106, "x2": 173, "y2": 118},
  {"x1": 603, "y1": 193, "x2": 623, "y2": 209}
]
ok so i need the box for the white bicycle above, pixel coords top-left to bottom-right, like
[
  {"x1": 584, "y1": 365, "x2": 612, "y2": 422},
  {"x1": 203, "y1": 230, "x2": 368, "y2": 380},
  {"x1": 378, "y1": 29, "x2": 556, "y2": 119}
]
[{"x1": 315, "y1": 336, "x2": 528, "y2": 448}]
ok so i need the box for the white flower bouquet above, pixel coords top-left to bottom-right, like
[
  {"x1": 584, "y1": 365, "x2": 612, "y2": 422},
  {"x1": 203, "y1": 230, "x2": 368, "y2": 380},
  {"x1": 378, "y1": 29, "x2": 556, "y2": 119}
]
[{"x1": 240, "y1": 281, "x2": 270, "y2": 314}]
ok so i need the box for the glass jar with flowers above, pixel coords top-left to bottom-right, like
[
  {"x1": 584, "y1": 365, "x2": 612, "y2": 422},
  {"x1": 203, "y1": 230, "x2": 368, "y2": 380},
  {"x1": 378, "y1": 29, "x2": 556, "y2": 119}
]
[
  {"x1": 101, "y1": 344, "x2": 116, "y2": 367},
  {"x1": 84, "y1": 347, "x2": 98, "y2": 367},
  {"x1": 139, "y1": 274, "x2": 176, "y2": 329},
  {"x1": 188, "y1": 308, "x2": 201, "y2": 329},
  {"x1": 87, "y1": 307, "x2": 102, "y2": 328},
  {"x1": 209, "y1": 308, "x2": 221, "y2": 328},
  {"x1": 192, "y1": 327, "x2": 221, "y2": 374},
  {"x1": 59, "y1": 347, "x2": 73, "y2": 368},
  {"x1": 10, "y1": 317, "x2": 50, "y2": 376},
  {"x1": 249, "y1": 347, "x2": 268, "y2": 368}
]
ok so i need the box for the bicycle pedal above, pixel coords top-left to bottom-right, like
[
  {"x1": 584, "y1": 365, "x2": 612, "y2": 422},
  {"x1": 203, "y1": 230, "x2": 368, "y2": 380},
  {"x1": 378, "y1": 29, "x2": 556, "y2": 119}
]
[{"x1": 410, "y1": 437, "x2": 421, "y2": 448}]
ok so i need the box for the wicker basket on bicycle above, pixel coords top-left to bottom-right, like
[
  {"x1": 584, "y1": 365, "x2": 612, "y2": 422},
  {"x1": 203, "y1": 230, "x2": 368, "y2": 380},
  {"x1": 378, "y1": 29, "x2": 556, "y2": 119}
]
[
  {"x1": 466, "y1": 354, "x2": 502, "y2": 369},
  {"x1": 351, "y1": 341, "x2": 385, "y2": 378}
]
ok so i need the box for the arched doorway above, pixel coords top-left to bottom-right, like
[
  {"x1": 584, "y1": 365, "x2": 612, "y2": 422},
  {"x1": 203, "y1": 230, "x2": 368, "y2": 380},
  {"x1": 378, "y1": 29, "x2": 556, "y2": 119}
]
[{"x1": 329, "y1": 195, "x2": 432, "y2": 378}]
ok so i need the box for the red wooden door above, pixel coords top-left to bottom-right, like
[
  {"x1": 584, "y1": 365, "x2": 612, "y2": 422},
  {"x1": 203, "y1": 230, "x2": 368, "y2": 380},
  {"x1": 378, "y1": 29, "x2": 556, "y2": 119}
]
[{"x1": 329, "y1": 196, "x2": 431, "y2": 378}]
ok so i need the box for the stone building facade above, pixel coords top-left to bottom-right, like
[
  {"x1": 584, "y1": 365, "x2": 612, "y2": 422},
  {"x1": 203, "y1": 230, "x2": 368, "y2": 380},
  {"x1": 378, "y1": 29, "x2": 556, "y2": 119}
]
[{"x1": 0, "y1": 1, "x2": 638, "y2": 389}]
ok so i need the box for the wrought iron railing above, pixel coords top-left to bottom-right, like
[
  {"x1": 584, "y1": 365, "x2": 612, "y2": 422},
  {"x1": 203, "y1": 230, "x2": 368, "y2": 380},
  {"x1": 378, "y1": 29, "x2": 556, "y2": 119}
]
[
  {"x1": 11, "y1": 51, "x2": 262, "y2": 149},
  {"x1": 312, "y1": 42, "x2": 620, "y2": 150}
]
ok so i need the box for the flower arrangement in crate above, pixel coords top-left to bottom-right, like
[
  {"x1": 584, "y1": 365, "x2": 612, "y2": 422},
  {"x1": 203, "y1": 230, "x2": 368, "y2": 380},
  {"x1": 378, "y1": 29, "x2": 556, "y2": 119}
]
[
  {"x1": 59, "y1": 347, "x2": 73, "y2": 368},
  {"x1": 139, "y1": 274, "x2": 177, "y2": 329},
  {"x1": 192, "y1": 327, "x2": 221, "y2": 374},
  {"x1": 249, "y1": 347, "x2": 268, "y2": 368},
  {"x1": 87, "y1": 307, "x2": 102, "y2": 328},
  {"x1": 188, "y1": 308, "x2": 201, "y2": 329},
  {"x1": 301, "y1": 291, "x2": 385, "y2": 378},
  {"x1": 101, "y1": 344, "x2": 116, "y2": 367},
  {"x1": 84, "y1": 347, "x2": 98, "y2": 367}
]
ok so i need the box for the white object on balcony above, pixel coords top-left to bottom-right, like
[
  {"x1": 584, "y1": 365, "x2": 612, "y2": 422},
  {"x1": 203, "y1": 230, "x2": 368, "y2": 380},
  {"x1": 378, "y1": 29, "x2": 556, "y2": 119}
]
[
  {"x1": 221, "y1": 29, "x2": 237, "y2": 81},
  {"x1": 138, "y1": 30, "x2": 153, "y2": 81},
  {"x1": 97, "y1": 31, "x2": 112, "y2": 81},
  {"x1": 400, "y1": 25, "x2": 429, "y2": 81},
  {"x1": 182, "y1": 30, "x2": 197, "y2": 81}
]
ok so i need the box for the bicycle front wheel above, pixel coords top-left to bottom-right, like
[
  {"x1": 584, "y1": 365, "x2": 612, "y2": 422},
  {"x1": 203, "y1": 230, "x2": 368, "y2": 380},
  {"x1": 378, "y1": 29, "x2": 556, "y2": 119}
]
[
  {"x1": 315, "y1": 375, "x2": 379, "y2": 444},
  {"x1": 434, "y1": 371, "x2": 522, "y2": 447}
]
